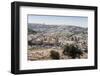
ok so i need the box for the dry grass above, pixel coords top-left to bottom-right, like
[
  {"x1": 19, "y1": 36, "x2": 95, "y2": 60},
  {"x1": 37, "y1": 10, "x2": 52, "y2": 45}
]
[{"x1": 28, "y1": 47, "x2": 87, "y2": 61}]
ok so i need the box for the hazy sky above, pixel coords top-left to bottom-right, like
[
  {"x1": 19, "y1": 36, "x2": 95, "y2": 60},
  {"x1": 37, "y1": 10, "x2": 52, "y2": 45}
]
[{"x1": 28, "y1": 15, "x2": 88, "y2": 27}]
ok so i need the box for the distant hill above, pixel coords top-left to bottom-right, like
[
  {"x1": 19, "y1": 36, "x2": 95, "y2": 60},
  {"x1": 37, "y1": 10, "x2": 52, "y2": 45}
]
[{"x1": 28, "y1": 23, "x2": 87, "y2": 34}]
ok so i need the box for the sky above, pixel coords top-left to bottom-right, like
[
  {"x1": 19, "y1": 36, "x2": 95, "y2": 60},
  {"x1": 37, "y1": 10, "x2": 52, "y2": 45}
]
[{"x1": 28, "y1": 15, "x2": 88, "y2": 28}]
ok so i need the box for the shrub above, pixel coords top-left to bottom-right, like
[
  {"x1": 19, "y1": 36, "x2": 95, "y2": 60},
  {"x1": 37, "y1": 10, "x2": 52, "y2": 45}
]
[
  {"x1": 50, "y1": 50, "x2": 60, "y2": 59},
  {"x1": 63, "y1": 44, "x2": 83, "y2": 58},
  {"x1": 84, "y1": 47, "x2": 88, "y2": 53},
  {"x1": 63, "y1": 44, "x2": 70, "y2": 55}
]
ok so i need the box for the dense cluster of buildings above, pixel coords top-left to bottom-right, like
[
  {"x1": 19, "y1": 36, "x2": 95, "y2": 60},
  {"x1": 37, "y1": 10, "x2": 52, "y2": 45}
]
[{"x1": 28, "y1": 32, "x2": 87, "y2": 51}]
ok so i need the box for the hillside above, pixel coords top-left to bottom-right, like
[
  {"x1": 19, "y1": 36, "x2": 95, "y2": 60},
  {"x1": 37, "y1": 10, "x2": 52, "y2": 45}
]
[
  {"x1": 28, "y1": 23, "x2": 88, "y2": 60},
  {"x1": 28, "y1": 23, "x2": 87, "y2": 34}
]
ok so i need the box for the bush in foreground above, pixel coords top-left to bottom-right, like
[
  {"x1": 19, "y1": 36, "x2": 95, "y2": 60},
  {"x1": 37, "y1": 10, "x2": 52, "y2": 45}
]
[
  {"x1": 50, "y1": 50, "x2": 60, "y2": 59},
  {"x1": 63, "y1": 44, "x2": 83, "y2": 59}
]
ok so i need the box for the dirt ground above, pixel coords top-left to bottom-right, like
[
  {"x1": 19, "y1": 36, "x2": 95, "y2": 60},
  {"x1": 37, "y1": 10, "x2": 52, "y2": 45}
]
[{"x1": 28, "y1": 48, "x2": 87, "y2": 61}]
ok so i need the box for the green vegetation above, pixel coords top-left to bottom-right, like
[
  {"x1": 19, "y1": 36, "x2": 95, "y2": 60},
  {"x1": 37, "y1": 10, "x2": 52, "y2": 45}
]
[
  {"x1": 63, "y1": 44, "x2": 83, "y2": 58},
  {"x1": 84, "y1": 47, "x2": 88, "y2": 53},
  {"x1": 50, "y1": 50, "x2": 60, "y2": 59}
]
